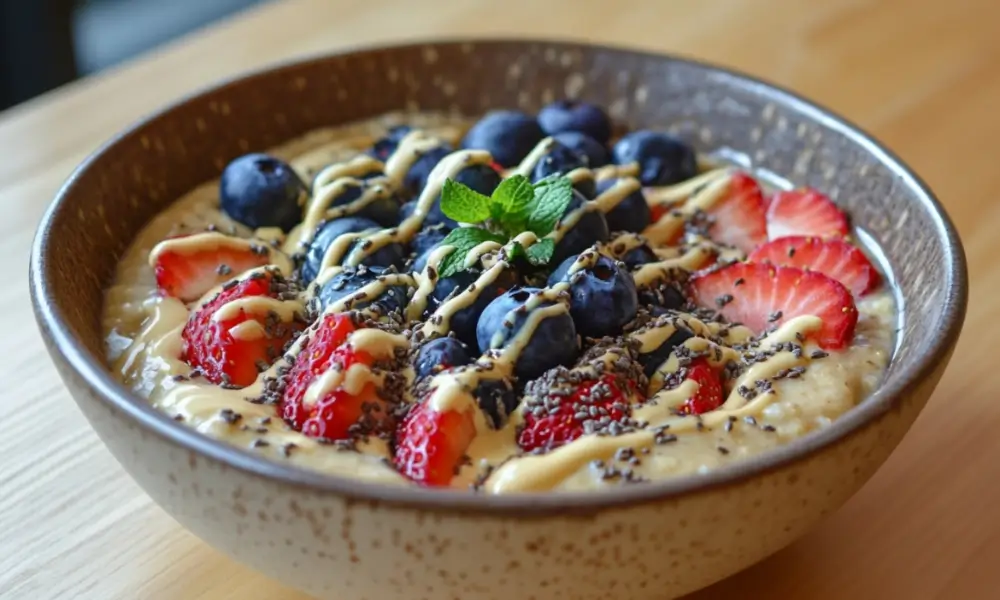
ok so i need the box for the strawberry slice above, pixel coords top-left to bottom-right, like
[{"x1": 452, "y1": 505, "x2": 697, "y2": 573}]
[
  {"x1": 766, "y1": 188, "x2": 849, "y2": 240},
  {"x1": 153, "y1": 233, "x2": 274, "y2": 302},
  {"x1": 280, "y1": 313, "x2": 393, "y2": 441},
  {"x1": 702, "y1": 172, "x2": 768, "y2": 254},
  {"x1": 518, "y1": 373, "x2": 634, "y2": 452},
  {"x1": 689, "y1": 262, "x2": 858, "y2": 349},
  {"x1": 748, "y1": 236, "x2": 880, "y2": 296},
  {"x1": 182, "y1": 271, "x2": 301, "y2": 387},
  {"x1": 676, "y1": 358, "x2": 724, "y2": 415},
  {"x1": 394, "y1": 401, "x2": 477, "y2": 487}
]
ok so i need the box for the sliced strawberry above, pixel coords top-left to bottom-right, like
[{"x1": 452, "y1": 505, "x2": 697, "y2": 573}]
[
  {"x1": 182, "y1": 271, "x2": 301, "y2": 387},
  {"x1": 394, "y1": 402, "x2": 477, "y2": 487},
  {"x1": 689, "y1": 262, "x2": 858, "y2": 349},
  {"x1": 748, "y1": 236, "x2": 880, "y2": 296},
  {"x1": 766, "y1": 188, "x2": 849, "y2": 240},
  {"x1": 280, "y1": 313, "x2": 393, "y2": 441},
  {"x1": 518, "y1": 373, "x2": 635, "y2": 452},
  {"x1": 676, "y1": 358, "x2": 724, "y2": 415},
  {"x1": 702, "y1": 172, "x2": 768, "y2": 254},
  {"x1": 153, "y1": 233, "x2": 273, "y2": 302}
]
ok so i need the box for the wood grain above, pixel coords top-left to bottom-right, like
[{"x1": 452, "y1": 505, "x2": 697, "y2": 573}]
[{"x1": 0, "y1": 0, "x2": 994, "y2": 597}]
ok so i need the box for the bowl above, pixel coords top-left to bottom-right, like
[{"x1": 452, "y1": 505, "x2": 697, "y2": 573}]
[{"x1": 30, "y1": 39, "x2": 967, "y2": 600}]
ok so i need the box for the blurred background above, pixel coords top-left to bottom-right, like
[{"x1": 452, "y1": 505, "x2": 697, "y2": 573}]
[{"x1": 0, "y1": 0, "x2": 273, "y2": 111}]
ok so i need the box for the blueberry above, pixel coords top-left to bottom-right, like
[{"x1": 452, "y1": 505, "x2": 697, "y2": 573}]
[
  {"x1": 621, "y1": 243, "x2": 659, "y2": 270},
  {"x1": 368, "y1": 125, "x2": 413, "y2": 161},
  {"x1": 612, "y1": 131, "x2": 698, "y2": 186},
  {"x1": 553, "y1": 131, "x2": 610, "y2": 167},
  {"x1": 547, "y1": 253, "x2": 638, "y2": 338},
  {"x1": 531, "y1": 142, "x2": 589, "y2": 182},
  {"x1": 476, "y1": 287, "x2": 579, "y2": 381},
  {"x1": 300, "y1": 216, "x2": 405, "y2": 282},
  {"x1": 316, "y1": 265, "x2": 410, "y2": 315},
  {"x1": 400, "y1": 145, "x2": 453, "y2": 199},
  {"x1": 414, "y1": 337, "x2": 474, "y2": 381},
  {"x1": 571, "y1": 173, "x2": 598, "y2": 200},
  {"x1": 461, "y1": 110, "x2": 545, "y2": 168},
  {"x1": 313, "y1": 179, "x2": 399, "y2": 228},
  {"x1": 426, "y1": 265, "x2": 520, "y2": 348},
  {"x1": 551, "y1": 191, "x2": 611, "y2": 266},
  {"x1": 538, "y1": 100, "x2": 612, "y2": 145},
  {"x1": 472, "y1": 377, "x2": 519, "y2": 428},
  {"x1": 598, "y1": 178, "x2": 651, "y2": 233},
  {"x1": 400, "y1": 199, "x2": 457, "y2": 230},
  {"x1": 409, "y1": 225, "x2": 450, "y2": 272},
  {"x1": 400, "y1": 164, "x2": 501, "y2": 230},
  {"x1": 220, "y1": 153, "x2": 306, "y2": 232},
  {"x1": 637, "y1": 326, "x2": 694, "y2": 378},
  {"x1": 639, "y1": 282, "x2": 687, "y2": 315}
]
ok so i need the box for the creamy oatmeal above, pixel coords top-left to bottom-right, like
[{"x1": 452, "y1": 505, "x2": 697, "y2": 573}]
[{"x1": 103, "y1": 107, "x2": 894, "y2": 493}]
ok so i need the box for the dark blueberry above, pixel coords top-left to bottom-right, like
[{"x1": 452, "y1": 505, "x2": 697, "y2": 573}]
[
  {"x1": 476, "y1": 287, "x2": 579, "y2": 381},
  {"x1": 368, "y1": 125, "x2": 412, "y2": 161},
  {"x1": 461, "y1": 110, "x2": 545, "y2": 168},
  {"x1": 220, "y1": 153, "x2": 306, "y2": 232},
  {"x1": 409, "y1": 225, "x2": 450, "y2": 272},
  {"x1": 400, "y1": 144, "x2": 453, "y2": 199},
  {"x1": 598, "y1": 178, "x2": 651, "y2": 233},
  {"x1": 400, "y1": 164, "x2": 501, "y2": 230},
  {"x1": 472, "y1": 377, "x2": 519, "y2": 429},
  {"x1": 538, "y1": 100, "x2": 612, "y2": 145},
  {"x1": 531, "y1": 142, "x2": 589, "y2": 182},
  {"x1": 400, "y1": 199, "x2": 457, "y2": 230},
  {"x1": 639, "y1": 282, "x2": 687, "y2": 315},
  {"x1": 571, "y1": 173, "x2": 597, "y2": 200},
  {"x1": 310, "y1": 164, "x2": 383, "y2": 195},
  {"x1": 312, "y1": 179, "x2": 399, "y2": 227},
  {"x1": 547, "y1": 253, "x2": 638, "y2": 338},
  {"x1": 550, "y1": 191, "x2": 611, "y2": 266},
  {"x1": 553, "y1": 131, "x2": 610, "y2": 167},
  {"x1": 426, "y1": 263, "x2": 520, "y2": 348},
  {"x1": 300, "y1": 217, "x2": 405, "y2": 283},
  {"x1": 638, "y1": 326, "x2": 694, "y2": 378},
  {"x1": 612, "y1": 130, "x2": 698, "y2": 186},
  {"x1": 621, "y1": 243, "x2": 659, "y2": 270},
  {"x1": 316, "y1": 265, "x2": 410, "y2": 315},
  {"x1": 414, "y1": 337, "x2": 474, "y2": 381}
]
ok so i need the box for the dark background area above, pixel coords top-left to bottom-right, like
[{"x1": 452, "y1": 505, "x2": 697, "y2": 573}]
[{"x1": 0, "y1": 0, "x2": 271, "y2": 111}]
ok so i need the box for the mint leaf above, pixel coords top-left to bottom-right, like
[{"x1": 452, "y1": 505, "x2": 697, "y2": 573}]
[
  {"x1": 440, "y1": 179, "x2": 491, "y2": 224},
  {"x1": 524, "y1": 238, "x2": 555, "y2": 265},
  {"x1": 527, "y1": 175, "x2": 574, "y2": 236},
  {"x1": 437, "y1": 227, "x2": 506, "y2": 278},
  {"x1": 491, "y1": 175, "x2": 534, "y2": 218}
]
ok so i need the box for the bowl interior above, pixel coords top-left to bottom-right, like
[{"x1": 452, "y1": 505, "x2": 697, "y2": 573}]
[{"x1": 31, "y1": 39, "x2": 966, "y2": 504}]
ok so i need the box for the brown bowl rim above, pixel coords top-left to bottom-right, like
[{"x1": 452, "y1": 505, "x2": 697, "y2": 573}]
[{"x1": 30, "y1": 37, "x2": 968, "y2": 515}]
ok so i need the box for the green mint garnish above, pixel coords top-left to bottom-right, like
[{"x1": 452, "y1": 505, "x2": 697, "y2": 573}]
[
  {"x1": 437, "y1": 170, "x2": 575, "y2": 277},
  {"x1": 436, "y1": 227, "x2": 506, "y2": 278}
]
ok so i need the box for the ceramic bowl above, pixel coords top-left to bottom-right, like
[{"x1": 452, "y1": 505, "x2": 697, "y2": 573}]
[{"x1": 30, "y1": 39, "x2": 967, "y2": 600}]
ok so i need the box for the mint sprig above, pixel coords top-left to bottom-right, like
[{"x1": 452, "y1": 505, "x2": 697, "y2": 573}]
[{"x1": 436, "y1": 172, "x2": 574, "y2": 278}]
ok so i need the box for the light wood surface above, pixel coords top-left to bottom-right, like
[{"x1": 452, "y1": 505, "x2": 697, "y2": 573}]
[{"x1": 0, "y1": 0, "x2": 995, "y2": 597}]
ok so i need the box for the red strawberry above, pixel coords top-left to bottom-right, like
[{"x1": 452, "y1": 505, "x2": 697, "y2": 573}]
[
  {"x1": 153, "y1": 234, "x2": 273, "y2": 302},
  {"x1": 676, "y1": 358, "x2": 724, "y2": 415},
  {"x1": 689, "y1": 262, "x2": 858, "y2": 349},
  {"x1": 702, "y1": 172, "x2": 768, "y2": 254},
  {"x1": 748, "y1": 236, "x2": 880, "y2": 296},
  {"x1": 518, "y1": 374, "x2": 634, "y2": 452},
  {"x1": 766, "y1": 188, "x2": 849, "y2": 240},
  {"x1": 182, "y1": 271, "x2": 301, "y2": 387},
  {"x1": 394, "y1": 402, "x2": 477, "y2": 487},
  {"x1": 280, "y1": 313, "x2": 392, "y2": 441}
]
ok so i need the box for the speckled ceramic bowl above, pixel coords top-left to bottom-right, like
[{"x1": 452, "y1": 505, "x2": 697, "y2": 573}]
[{"x1": 30, "y1": 39, "x2": 966, "y2": 600}]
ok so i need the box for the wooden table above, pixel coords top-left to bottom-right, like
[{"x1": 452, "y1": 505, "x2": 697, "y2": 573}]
[{"x1": 1, "y1": 0, "x2": 995, "y2": 597}]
